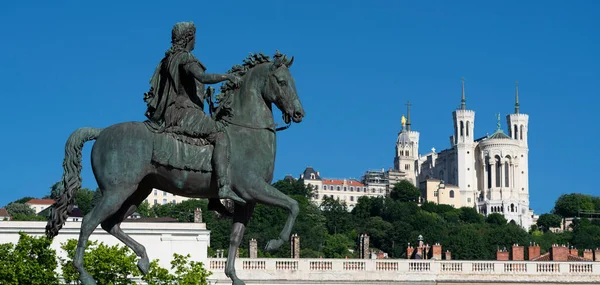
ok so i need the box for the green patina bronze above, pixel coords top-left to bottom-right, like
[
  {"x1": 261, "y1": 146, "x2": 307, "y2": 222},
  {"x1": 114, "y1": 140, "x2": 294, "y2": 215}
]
[{"x1": 45, "y1": 21, "x2": 304, "y2": 285}]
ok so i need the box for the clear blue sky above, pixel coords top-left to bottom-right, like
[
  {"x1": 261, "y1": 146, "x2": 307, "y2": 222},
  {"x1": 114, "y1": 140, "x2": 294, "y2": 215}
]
[{"x1": 0, "y1": 1, "x2": 597, "y2": 215}]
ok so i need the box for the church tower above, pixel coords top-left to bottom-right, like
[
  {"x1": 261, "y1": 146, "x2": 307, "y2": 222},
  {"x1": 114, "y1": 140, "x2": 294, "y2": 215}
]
[
  {"x1": 506, "y1": 81, "x2": 530, "y2": 213},
  {"x1": 452, "y1": 78, "x2": 476, "y2": 206},
  {"x1": 394, "y1": 102, "x2": 419, "y2": 185}
]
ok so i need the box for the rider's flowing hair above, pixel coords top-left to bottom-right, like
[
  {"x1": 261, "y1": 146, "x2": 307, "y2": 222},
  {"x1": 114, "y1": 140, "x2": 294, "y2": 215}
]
[{"x1": 166, "y1": 21, "x2": 196, "y2": 56}]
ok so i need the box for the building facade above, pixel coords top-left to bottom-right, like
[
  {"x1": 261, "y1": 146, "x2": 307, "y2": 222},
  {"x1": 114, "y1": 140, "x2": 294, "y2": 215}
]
[
  {"x1": 411, "y1": 80, "x2": 535, "y2": 229},
  {"x1": 144, "y1": 188, "x2": 192, "y2": 206}
]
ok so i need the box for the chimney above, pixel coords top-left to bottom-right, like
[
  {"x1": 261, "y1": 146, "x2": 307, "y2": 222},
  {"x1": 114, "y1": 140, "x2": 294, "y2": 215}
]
[
  {"x1": 497, "y1": 248, "x2": 509, "y2": 261},
  {"x1": 583, "y1": 249, "x2": 593, "y2": 261},
  {"x1": 570, "y1": 247, "x2": 579, "y2": 257},
  {"x1": 249, "y1": 239, "x2": 258, "y2": 258},
  {"x1": 359, "y1": 234, "x2": 370, "y2": 259},
  {"x1": 445, "y1": 250, "x2": 452, "y2": 260},
  {"x1": 290, "y1": 234, "x2": 300, "y2": 258},
  {"x1": 511, "y1": 244, "x2": 524, "y2": 261},
  {"x1": 528, "y1": 242, "x2": 541, "y2": 260},
  {"x1": 595, "y1": 248, "x2": 600, "y2": 261},
  {"x1": 406, "y1": 244, "x2": 415, "y2": 259},
  {"x1": 550, "y1": 244, "x2": 569, "y2": 261},
  {"x1": 194, "y1": 208, "x2": 202, "y2": 223},
  {"x1": 431, "y1": 243, "x2": 442, "y2": 260}
]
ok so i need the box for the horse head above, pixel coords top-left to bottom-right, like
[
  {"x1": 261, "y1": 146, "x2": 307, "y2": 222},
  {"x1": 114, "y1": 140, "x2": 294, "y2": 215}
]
[{"x1": 265, "y1": 51, "x2": 305, "y2": 124}]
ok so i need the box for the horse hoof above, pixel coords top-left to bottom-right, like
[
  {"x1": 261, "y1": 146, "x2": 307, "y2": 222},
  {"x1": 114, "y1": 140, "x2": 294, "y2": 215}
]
[
  {"x1": 138, "y1": 258, "x2": 150, "y2": 275},
  {"x1": 264, "y1": 239, "x2": 284, "y2": 252}
]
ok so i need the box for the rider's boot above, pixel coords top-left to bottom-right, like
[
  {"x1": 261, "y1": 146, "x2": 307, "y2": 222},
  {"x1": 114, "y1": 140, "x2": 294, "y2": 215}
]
[
  {"x1": 208, "y1": 198, "x2": 233, "y2": 217},
  {"x1": 212, "y1": 132, "x2": 246, "y2": 205}
]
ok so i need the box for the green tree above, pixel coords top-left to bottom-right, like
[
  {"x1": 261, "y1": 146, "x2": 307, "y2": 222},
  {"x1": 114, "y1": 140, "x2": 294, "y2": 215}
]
[
  {"x1": 536, "y1": 213, "x2": 562, "y2": 232},
  {"x1": 274, "y1": 179, "x2": 314, "y2": 198},
  {"x1": 0, "y1": 233, "x2": 60, "y2": 285},
  {"x1": 60, "y1": 239, "x2": 141, "y2": 285},
  {"x1": 74, "y1": 188, "x2": 96, "y2": 215},
  {"x1": 137, "y1": 201, "x2": 152, "y2": 217},
  {"x1": 143, "y1": 254, "x2": 212, "y2": 285},
  {"x1": 554, "y1": 193, "x2": 595, "y2": 218},
  {"x1": 459, "y1": 207, "x2": 484, "y2": 224},
  {"x1": 322, "y1": 234, "x2": 354, "y2": 258},
  {"x1": 5, "y1": 203, "x2": 35, "y2": 217},
  {"x1": 389, "y1": 181, "x2": 420, "y2": 203},
  {"x1": 11, "y1": 214, "x2": 46, "y2": 221},
  {"x1": 447, "y1": 224, "x2": 488, "y2": 260},
  {"x1": 320, "y1": 196, "x2": 353, "y2": 235},
  {"x1": 50, "y1": 182, "x2": 62, "y2": 200},
  {"x1": 486, "y1": 213, "x2": 507, "y2": 226}
]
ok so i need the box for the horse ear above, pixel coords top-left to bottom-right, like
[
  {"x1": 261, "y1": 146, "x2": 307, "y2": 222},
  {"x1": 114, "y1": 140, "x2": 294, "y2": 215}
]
[{"x1": 286, "y1": 56, "x2": 294, "y2": 68}]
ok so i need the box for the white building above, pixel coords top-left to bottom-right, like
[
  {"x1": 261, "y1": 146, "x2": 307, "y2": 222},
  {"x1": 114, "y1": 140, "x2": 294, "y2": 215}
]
[
  {"x1": 300, "y1": 167, "x2": 386, "y2": 210},
  {"x1": 25, "y1": 198, "x2": 55, "y2": 214},
  {"x1": 410, "y1": 80, "x2": 535, "y2": 229},
  {"x1": 144, "y1": 188, "x2": 192, "y2": 206}
]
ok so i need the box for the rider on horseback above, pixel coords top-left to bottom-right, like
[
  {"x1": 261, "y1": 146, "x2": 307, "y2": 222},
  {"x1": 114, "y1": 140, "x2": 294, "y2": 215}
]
[{"x1": 144, "y1": 21, "x2": 245, "y2": 211}]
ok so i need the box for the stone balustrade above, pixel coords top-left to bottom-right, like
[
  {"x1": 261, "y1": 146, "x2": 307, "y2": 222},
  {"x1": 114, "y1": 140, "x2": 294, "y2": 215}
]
[{"x1": 207, "y1": 258, "x2": 600, "y2": 284}]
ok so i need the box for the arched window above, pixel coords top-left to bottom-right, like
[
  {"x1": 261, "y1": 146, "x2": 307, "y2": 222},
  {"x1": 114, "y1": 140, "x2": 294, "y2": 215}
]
[
  {"x1": 511, "y1": 203, "x2": 515, "y2": 212},
  {"x1": 520, "y1": 125, "x2": 524, "y2": 140},
  {"x1": 405, "y1": 150, "x2": 410, "y2": 156},
  {"x1": 466, "y1": 121, "x2": 470, "y2": 137},
  {"x1": 495, "y1": 156, "x2": 502, "y2": 187},
  {"x1": 337, "y1": 186, "x2": 340, "y2": 191},
  {"x1": 460, "y1": 121, "x2": 464, "y2": 137},
  {"x1": 505, "y1": 160, "x2": 510, "y2": 187},
  {"x1": 514, "y1": 124, "x2": 518, "y2": 140},
  {"x1": 449, "y1": 190, "x2": 455, "y2": 198}
]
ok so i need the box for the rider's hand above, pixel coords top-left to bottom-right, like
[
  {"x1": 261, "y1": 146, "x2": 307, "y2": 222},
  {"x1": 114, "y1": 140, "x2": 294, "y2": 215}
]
[{"x1": 227, "y1": 74, "x2": 241, "y2": 87}]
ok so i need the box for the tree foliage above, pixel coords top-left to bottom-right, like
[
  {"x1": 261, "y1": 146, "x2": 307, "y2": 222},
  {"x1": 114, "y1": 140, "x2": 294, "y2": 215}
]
[
  {"x1": 143, "y1": 254, "x2": 211, "y2": 285},
  {"x1": 389, "y1": 181, "x2": 420, "y2": 203},
  {"x1": 0, "y1": 233, "x2": 60, "y2": 285},
  {"x1": 554, "y1": 193, "x2": 595, "y2": 218},
  {"x1": 536, "y1": 213, "x2": 562, "y2": 231},
  {"x1": 5, "y1": 202, "x2": 35, "y2": 217}
]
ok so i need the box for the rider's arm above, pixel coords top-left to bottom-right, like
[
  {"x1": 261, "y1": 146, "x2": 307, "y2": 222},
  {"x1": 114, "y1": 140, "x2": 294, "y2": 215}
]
[{"x1": 185, "y1": 62, "x2": 230, "y2": 84}]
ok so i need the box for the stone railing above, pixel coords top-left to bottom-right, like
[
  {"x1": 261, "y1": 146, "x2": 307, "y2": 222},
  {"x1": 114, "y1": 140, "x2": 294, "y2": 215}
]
[{"x1": 207, "y1": 258, "x2": 600, "y2": 284}]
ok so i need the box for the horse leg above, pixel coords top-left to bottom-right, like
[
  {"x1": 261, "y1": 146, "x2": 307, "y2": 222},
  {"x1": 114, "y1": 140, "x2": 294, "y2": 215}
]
[
  {"x1": 225, "y1": 202, "x2": 255, "y2": 285},
  {"x1": 74, "y1": 187, "x2": 130, "y2": 285},
  {"x1": 249, "y1": 181, "x2": 299, "y2": 252},
  {"x1": 100, "y1": 186, "x2": 152, "y2": 275}
]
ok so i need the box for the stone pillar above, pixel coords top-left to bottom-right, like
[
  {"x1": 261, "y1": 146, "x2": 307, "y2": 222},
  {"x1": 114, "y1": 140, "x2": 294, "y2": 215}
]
[
  {"x1": 594, "y1": 248, "x2": 600, "y2": 261},
  {"x1": 194, "y1": 208, "x2": 202, "y2": 223},
  {"x1": 445, "y1": 250, "x2": 452, "y2": 260},
  {"x1": 499, "y1": 160, "x2": 504, "y2": 190},
  {"x1": 406, "y1": 244, "x2": 414, "y2": 259},
  {"x1": 511, "y1": 244, "x2": 524, "y2": 261},
  {"x1": 497, "y1": 248, "x2": 509, "y2": 261},
  {"x1": 359, "y1": 234, "x2": 370, "y2": 259},
  {"x1": 249, "y1": 238, "x2": 258, "y2": 258},
  {"x1": 550, "y1": 244, "x2": 569, "y2": 261},
  {"x1": 528, "y1": 243, "x2": 541, "y2": 260},
  {"x1": 570, "y1": 247, "x2": 579, "y2": 257},
  {"x1": 290, "y1": 234, "x2": 300, "y2": 258},
  {"x1": 431, "y1": 243, "x2": 442, "y2": 260},
  {"x1": 483, "y1": 157, "x2": 489, "y2": 191},
  {"x1": 583, "y1": 249, "x2": 593, "y2": 261}
]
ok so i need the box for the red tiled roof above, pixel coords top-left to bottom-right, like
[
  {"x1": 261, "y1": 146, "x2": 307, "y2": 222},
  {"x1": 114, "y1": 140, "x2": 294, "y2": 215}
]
[
  {"x1": 0, "y1": 208, "x2": 9, "y2": 217},
  {"x1": 26, "y1": 199, "x2": 55, "y2": 205},
  {"x1": 322, "y1": 179, "x2": 364, "y2": 186},
  {"x1": 532, "y1": 252, "x2": 592, "y2": 261}
]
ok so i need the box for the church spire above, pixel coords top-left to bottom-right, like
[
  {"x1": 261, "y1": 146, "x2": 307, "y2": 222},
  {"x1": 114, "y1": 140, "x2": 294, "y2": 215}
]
[
  {"x1": 514, "y1": 81, "x2": 520, "y2": 114},
  {"x1": 405, "y1": 101, "x2": 412, "y2": 131},
  {"x1": 460, "y1": 77, "x2": 466, "y2": 110}
]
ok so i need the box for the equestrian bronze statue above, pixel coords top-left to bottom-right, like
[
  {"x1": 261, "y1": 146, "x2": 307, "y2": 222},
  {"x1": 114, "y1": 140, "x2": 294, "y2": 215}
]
[{"x1": 46, "y1": 21, "x2": 305, "y2": 285}]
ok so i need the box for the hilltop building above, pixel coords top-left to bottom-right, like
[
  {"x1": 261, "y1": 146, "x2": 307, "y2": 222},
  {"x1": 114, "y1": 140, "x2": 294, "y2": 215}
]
[{"x1": 301, "y1": 80, "x2": 537, "y2": 229}]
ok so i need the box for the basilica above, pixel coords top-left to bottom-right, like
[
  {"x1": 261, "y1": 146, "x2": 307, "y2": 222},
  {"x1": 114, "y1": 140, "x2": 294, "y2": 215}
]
[{"x1": 395, "y1": 79, "x2": 536, "y2": 229}]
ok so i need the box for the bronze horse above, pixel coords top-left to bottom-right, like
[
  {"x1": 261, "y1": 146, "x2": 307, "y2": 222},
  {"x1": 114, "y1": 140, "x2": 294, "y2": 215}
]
[{"x1": 46, "y1": 51, "x2": 304, "y2": 285}]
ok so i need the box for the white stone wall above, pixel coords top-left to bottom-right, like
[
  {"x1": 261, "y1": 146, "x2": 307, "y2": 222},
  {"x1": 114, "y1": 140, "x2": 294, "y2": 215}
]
[
  {"x1": 207, "y1": 258, "x2": 600, "y2": 284},
  {"x1": 0, "y1": 221, "x2": 210, "y2": 272}
]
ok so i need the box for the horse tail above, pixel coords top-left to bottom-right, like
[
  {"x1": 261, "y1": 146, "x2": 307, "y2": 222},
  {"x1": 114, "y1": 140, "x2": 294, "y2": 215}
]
[{"x1": 46, "y1": 127, "x2": 103, "y2": 239}]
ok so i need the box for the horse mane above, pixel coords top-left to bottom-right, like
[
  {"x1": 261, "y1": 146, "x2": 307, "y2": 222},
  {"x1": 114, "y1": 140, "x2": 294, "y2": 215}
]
[{"x1": 215, "y1": 50, "x2": 288, "y2": 104}]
